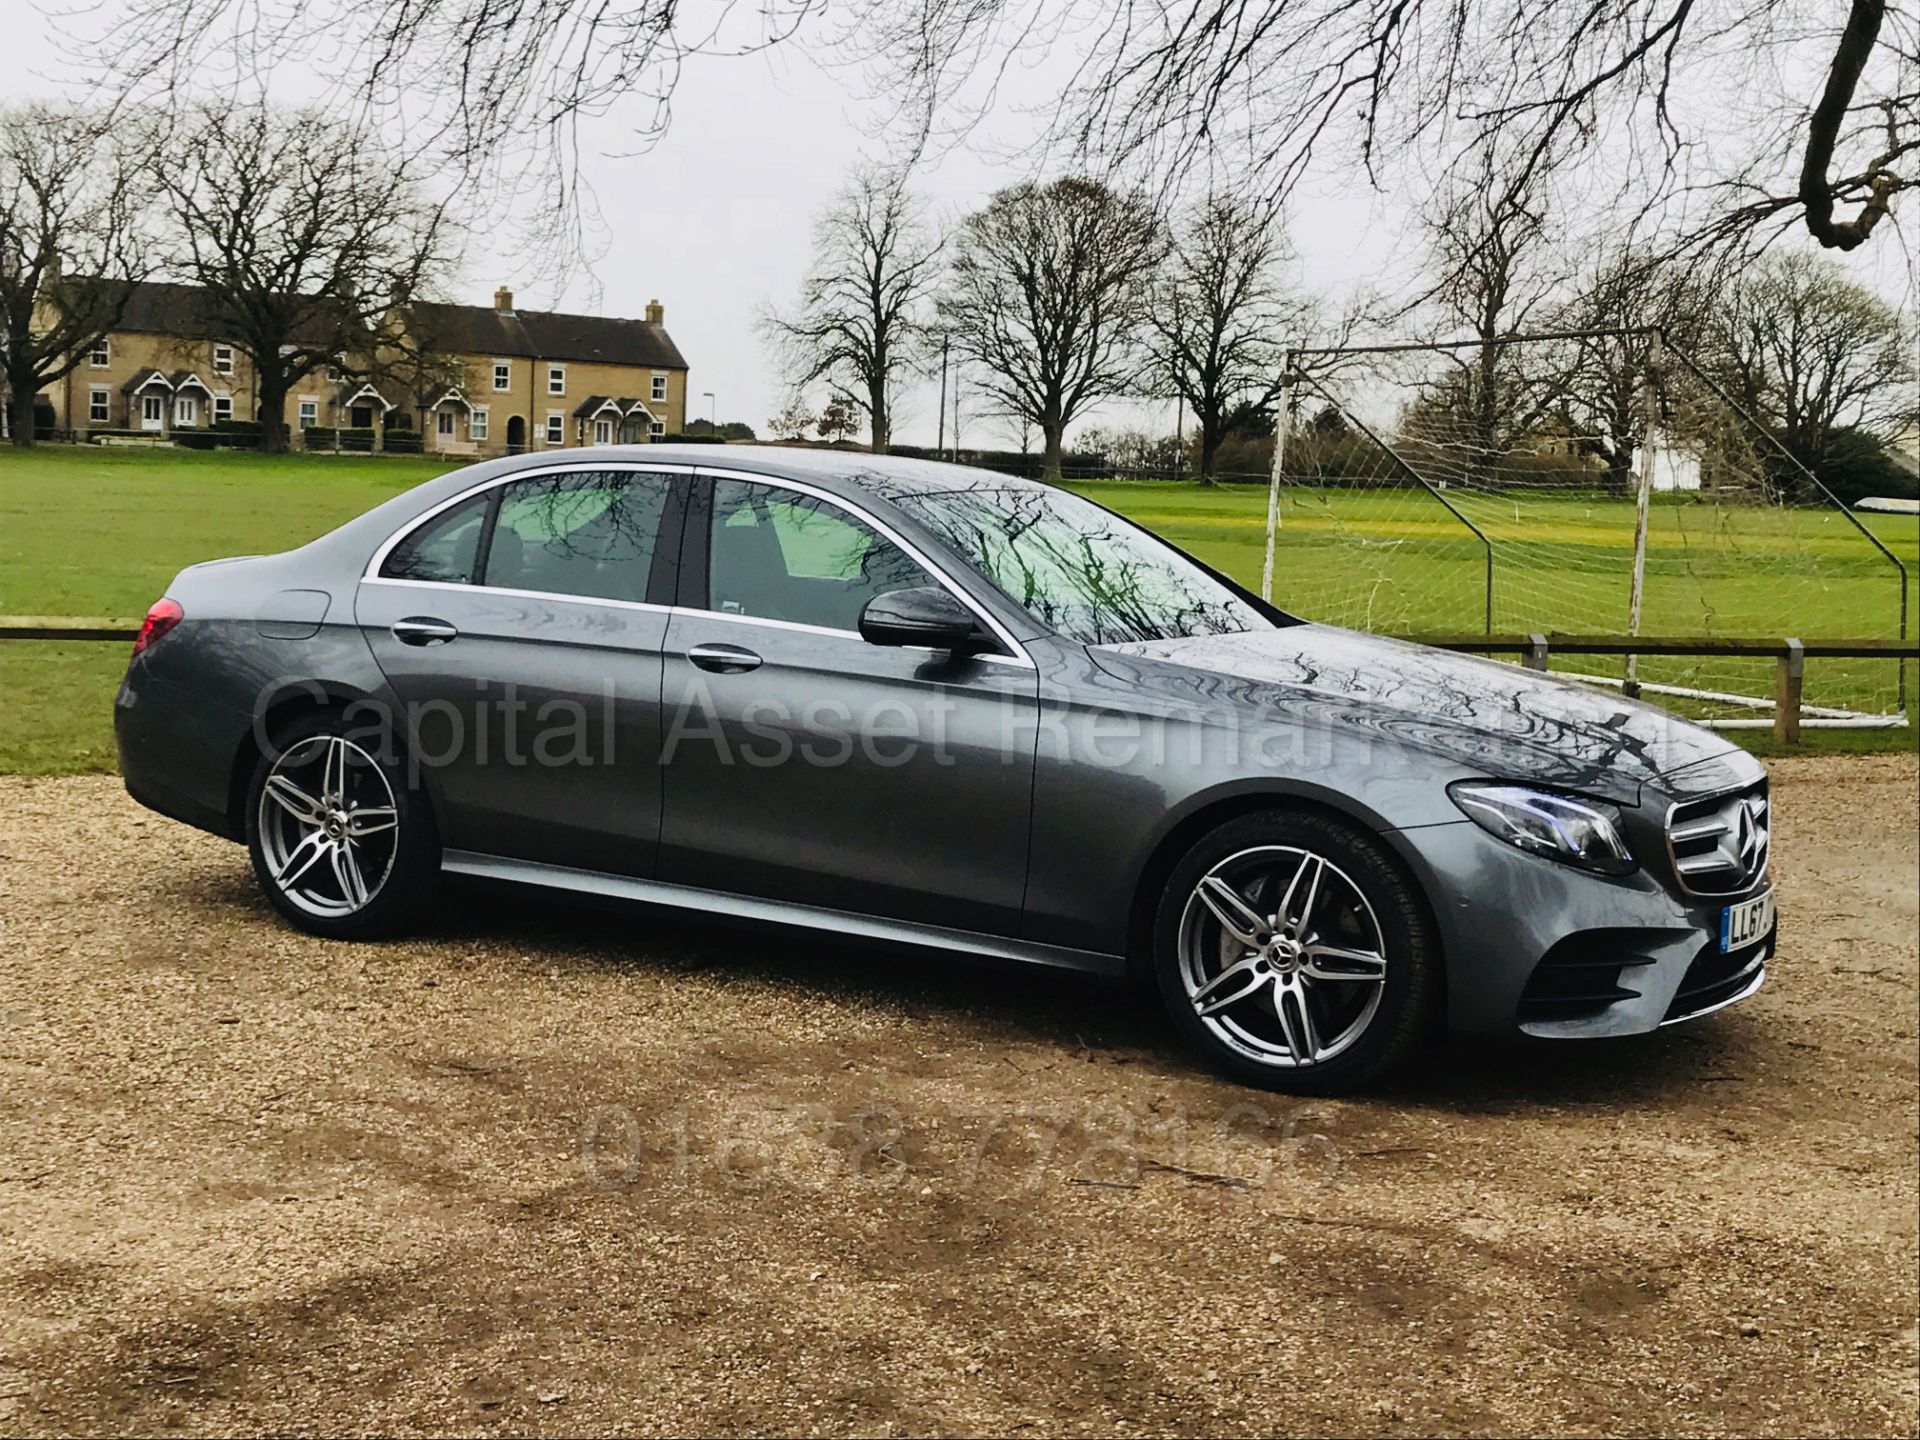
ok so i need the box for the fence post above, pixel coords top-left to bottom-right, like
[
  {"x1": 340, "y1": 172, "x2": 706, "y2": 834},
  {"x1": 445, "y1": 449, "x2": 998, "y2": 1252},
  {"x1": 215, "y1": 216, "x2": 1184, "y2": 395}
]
[
  {"x1": 1526, "y1": 634, "x2": 1550, "y2": 672},
  {"x1": 1624, "y1": 332, "x2": 1662, "y2": 699},
  {"x1": 1774, "y1": 639, "x2": 1805, "y2": 745}
]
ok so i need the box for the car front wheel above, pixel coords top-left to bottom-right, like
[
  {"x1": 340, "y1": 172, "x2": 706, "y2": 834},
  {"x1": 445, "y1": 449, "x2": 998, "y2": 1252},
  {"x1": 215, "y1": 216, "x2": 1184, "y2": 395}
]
[
  {"x1": 245, "y1": 714, "x2": 437, "y2": 939},
  {"x1": 1152, "y1": 809, "x2": 1438, "y2": 1094}
]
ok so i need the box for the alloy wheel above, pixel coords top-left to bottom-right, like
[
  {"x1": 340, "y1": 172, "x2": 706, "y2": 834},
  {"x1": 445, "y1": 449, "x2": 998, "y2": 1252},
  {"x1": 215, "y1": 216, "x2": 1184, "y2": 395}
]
[
  {"x1": 256, "y1": 735, "x2": 400, "y2": 919},
  {"x1": 1176, "y1": 845, "x2": 1389, "y2": 1068}
]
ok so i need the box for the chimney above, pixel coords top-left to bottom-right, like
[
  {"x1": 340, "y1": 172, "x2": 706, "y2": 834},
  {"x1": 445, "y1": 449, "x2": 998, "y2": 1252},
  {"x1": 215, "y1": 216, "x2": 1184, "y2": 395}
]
[
  {"x1": 493, "y1": 285, "x2": 514, "y2": 314},
  {"x1": 644, "y1": 298, "x2": 664, "y2": 325}
]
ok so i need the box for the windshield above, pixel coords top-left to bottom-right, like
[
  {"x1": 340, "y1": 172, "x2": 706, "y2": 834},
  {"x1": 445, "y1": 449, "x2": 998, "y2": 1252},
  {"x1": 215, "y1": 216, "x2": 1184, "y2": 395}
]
[{"x1": 890, "y1": 485, "x2": 1275, "y2": 645}]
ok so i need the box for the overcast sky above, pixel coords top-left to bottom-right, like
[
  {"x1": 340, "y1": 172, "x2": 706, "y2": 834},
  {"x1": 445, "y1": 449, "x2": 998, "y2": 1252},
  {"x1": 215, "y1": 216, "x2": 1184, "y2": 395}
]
[{"x1": 4, "y1": 0, "x2": 1911, "y2": 447}]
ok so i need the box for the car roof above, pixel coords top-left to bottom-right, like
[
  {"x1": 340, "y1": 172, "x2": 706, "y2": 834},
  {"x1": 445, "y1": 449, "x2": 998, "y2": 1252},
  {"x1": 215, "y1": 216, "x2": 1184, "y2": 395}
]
[{"x1": 525, "y1": 444, "x2": 1060, "y2": 501}]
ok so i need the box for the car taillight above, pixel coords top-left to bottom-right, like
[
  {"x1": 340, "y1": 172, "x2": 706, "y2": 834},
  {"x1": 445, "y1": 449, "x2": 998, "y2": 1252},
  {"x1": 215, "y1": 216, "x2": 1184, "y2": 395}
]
[{"x1": 133, "y1": 597, "x2": 184, "y2": 656}]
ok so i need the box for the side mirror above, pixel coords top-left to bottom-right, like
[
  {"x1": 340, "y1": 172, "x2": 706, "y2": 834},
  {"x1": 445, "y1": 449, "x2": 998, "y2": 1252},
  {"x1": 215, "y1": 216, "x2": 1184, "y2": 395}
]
[{"x1": 859, "y1": 586, "x2": 991, "y2": 654}]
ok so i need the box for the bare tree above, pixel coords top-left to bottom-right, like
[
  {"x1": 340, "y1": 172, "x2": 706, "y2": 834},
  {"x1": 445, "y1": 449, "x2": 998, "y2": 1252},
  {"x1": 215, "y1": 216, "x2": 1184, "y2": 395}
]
[
  {"x1": 941, "y1": 177, "x2": 1163, "y2": 481},
  {"x1": 1550, "y1": 246, "x2": 1717, "y2": 496},
  {"x1": 1711, "y1": 250, "x2": 1917, "y2": 474},
  {"x1": 1407, "y1": 143, "x2": 1577, "y2": 470},
  {"x1": 0, "y1": 106, "x2": 150, "y2": 447},
  {"x1": 1145, "y1": 194, "x2": 1308, "y2": 484},
  {"x1": 158, "y1": 105, "x2": 455, "y2": 453},
  {"x1": 762, "y1": 166, "x2": 940, "y2": 453},
  {"x1": 95, "y1": 2, "x2": 1915, "y2": 265}
]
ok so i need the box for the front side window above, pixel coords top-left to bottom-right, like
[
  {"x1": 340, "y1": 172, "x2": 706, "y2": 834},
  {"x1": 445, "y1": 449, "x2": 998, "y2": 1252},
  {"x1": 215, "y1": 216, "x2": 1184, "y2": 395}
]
[
  {"x1": 89, "y1": 337, "x2": 110, "y2": 367},
  {"x1": 380, "y1": 492, "x2": 489, "y2": 584},
  {"x1": 707, "y1": 479, "x2": 935, "y2": 632},
  {"x1": 470, "y1": 405, "x2": 489, "y2": 442},
  {"x1": 213, "y1": 344, "x2": 234, "y2": 375},
  {"x1": 888, "y1": 484, "x2": 1273, "y2": 646},
  {"x1": 492, "y1": 360, "x2": 511, "y2": 391},
  {"x1": 89, "y1": 387, "x2": 110, "y2": 423},
  {"x1": 298, "y1": 399, "x2": 318, "y2": 428},
  {"x1": 545, "y1": 411, "x2": 564, "y2": 445},
  {"x1": 649, "y1": 418, "x2": 665, "y2": 439},
  {"x1": 213, "y1": 394, "x2": 233, "y2": 422},
  {"x1": 484, "y1": 470, "x2": 671, "y2": 604},
  {"x1": 547, "y1": 364, "x2": 566, "y2": 395}
]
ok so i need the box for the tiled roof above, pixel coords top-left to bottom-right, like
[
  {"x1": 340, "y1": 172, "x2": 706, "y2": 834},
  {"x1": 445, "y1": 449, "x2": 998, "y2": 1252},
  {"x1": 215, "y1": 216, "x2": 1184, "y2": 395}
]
[{"x1": 412, "y1": 302, "x2": 687, "y2": 370}]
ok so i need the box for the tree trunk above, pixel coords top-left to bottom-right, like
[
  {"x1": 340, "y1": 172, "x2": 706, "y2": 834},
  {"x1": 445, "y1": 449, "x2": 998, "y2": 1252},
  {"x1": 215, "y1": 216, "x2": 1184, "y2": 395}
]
[
  {"x1": 257, "y1": 375, "x2": 291, "y2": 454},
  {"x1": 1041, "y1": 422, "x2": 1065, "y2": 482},
  {"x1": 868, "y1": 377, "x2": 889, "y2": 454},
  {"x1": 1197, "y1": 416, "x2": 1223, "y2": 486},
  {"x1": 8, "y1": 378, "x2": 37, "y2": 448}
]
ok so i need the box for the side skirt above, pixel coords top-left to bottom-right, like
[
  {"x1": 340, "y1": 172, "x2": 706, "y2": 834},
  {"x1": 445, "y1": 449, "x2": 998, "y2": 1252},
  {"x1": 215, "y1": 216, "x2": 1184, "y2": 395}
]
[{"x1": 439, "y1": 850, "x2": 1128, "y2": 978}]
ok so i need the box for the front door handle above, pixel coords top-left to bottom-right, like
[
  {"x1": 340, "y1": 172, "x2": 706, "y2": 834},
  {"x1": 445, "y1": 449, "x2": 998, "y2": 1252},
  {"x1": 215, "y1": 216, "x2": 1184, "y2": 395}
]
[
  {"x1": 392, "y1": 616, "x2": 459, "y2": 646},
  {"x1": 687, "y1": 642, "x2": 763, "y2": 674}
]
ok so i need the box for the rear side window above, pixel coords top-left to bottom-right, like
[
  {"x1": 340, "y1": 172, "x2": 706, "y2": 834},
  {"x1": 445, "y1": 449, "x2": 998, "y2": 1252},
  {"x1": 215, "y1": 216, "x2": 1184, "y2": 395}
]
[
  {"x1": 379, "y1": 492, "x2": 488, "y2": 583},
  {"x1": 483, "y1": 470, "x2": 671, "y2": 604}
]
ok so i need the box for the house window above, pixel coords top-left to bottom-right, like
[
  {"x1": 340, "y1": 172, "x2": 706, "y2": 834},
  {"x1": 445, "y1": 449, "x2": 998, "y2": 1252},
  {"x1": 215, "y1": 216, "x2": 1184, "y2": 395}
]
[
  {"x1": 492, "y1": 361, "x2": 511, "y2": 391},
  {"x1": 547, "y1": 364, "x2": 565, "y2": 396},
  {"x1": 298, "y1": 399, "x2": 319, "y2": 429},
  {"x1": 175, "y1": 395, "x2": 198, "y2": 427},
  {"x1": 593, "y1": 417, "x2": 612, "y2": 445},
  {"x1": 213, "y1": 394, "x2": 233, "y2": 423},
  {"x1": 436, "y1": 409, "x2": 455, "y2": 437},
  {"x1": 545, "y1": 411, "x2": 564, "y2": 446},
  {"x1": 89, "y1": 337, "x2": 110, "y2": 367},
  {"x1": 651, "y1": 372, "x2": 667, "y2": 403},
  {"x1": 650, "y1": 419, "x2": 666, "y2": 439},
  {"x1": 88, "y1": 387, "x2": 110, "y2": 423},
  {"x1": 470, "y1": 405, "x2": 489, "y2": 442},
  {"x1": 213, "y1": 344, "x2": 234, "y2": 375},
  {"x1": 326, "y1": 356, "x2": 345, "y2": 383}
]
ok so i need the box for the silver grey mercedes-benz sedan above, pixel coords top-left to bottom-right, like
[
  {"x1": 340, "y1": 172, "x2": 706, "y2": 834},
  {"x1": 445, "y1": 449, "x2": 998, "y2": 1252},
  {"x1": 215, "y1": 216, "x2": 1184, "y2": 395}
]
[{"x1": 115, "y1": 446, "x2": 1775, "y2": 1092}]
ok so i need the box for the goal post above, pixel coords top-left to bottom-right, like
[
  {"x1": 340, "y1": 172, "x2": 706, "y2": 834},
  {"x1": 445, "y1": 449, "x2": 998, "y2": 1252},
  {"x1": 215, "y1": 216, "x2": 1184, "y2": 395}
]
[{"x1": 1261, "y1": 328, "x2": 1911, "y2": 729}]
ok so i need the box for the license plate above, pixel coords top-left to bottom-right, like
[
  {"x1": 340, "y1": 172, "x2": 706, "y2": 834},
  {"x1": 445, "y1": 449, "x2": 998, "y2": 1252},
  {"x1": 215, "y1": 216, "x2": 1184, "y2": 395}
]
[{"x1": 1720, "y1": 888, "x2": 1775, "y2": 953}]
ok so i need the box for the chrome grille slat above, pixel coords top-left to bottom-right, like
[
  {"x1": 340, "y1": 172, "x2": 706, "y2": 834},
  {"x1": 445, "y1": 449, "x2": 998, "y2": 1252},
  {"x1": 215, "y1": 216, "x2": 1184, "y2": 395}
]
[{"x1": 1665, "y1": 782, "x2": 1769, "y2": 896}]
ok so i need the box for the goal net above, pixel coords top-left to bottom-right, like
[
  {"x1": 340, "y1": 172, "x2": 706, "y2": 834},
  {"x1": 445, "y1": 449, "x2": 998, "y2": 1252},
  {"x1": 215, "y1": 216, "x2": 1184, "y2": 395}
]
[{"x1": 1261, "y1": 332, "x2": 1909, "y2": 728}]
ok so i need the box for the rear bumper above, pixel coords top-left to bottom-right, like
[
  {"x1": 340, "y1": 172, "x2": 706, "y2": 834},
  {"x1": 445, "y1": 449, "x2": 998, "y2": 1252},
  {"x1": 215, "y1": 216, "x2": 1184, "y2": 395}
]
[
  {"x1": 1394, "y1": 820, "x2": 1773, "y2": 1038},
  {"x1": 114, "y1": 661, "x2": 247, "y2": 842}
]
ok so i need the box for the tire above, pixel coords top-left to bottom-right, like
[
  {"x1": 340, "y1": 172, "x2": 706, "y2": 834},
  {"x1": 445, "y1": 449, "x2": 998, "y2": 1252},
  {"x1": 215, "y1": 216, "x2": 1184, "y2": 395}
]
[
  {"x1": 244, "y1": 711, "x2": 439, "y2": 940},
  {"x1": 1151, "y1": 808, "x2": 1438, "y2": 1094}
]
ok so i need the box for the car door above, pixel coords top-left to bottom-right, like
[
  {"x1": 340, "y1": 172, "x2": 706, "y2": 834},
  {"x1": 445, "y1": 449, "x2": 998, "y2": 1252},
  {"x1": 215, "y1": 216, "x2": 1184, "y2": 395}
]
[
  {"x1": 657, "y1": 474, "x2": 1040, "y2": 937},
  {"x1": 356, "y1": 464, "x2": 685, "y2": 877}
]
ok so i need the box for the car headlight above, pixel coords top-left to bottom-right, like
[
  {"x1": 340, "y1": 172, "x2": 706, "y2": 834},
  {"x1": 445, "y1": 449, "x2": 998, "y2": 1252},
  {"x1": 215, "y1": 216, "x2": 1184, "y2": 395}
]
[{"x1": 1449, "y1": 782, "x2": 1636, "y2": 876}]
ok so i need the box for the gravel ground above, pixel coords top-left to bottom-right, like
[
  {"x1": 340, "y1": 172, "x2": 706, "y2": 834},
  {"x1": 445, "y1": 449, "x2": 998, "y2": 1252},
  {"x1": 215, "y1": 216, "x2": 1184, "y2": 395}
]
[{"x1": 0, "y1": 754, "x2": 1914, "y2": 1437}]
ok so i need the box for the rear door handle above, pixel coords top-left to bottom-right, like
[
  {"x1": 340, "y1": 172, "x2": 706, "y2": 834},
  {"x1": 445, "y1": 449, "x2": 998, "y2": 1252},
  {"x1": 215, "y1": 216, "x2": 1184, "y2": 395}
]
[
  {"x1": 392, "y1": 617, "x2": 459, "y2": 646},
  {"x1": 687, "y1": 642, "x2": 762, "y2": 674}
]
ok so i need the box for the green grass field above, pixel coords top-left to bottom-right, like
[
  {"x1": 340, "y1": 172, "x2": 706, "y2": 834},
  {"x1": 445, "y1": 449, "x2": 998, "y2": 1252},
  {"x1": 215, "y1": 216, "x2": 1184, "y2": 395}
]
[{"x1": 2, "y1": 446, "x2": 1915, "y2": 774}]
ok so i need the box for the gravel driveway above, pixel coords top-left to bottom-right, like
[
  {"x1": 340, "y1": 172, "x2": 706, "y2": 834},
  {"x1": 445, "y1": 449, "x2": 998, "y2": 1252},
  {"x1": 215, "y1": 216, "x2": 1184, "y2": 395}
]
[{"x1": 1, "y1": 755, "x2": 1915, "y2": 1436}]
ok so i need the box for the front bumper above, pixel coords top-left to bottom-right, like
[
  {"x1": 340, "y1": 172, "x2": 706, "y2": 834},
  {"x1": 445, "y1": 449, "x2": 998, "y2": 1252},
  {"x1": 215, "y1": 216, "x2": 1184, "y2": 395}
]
[{"x1": 1392, "y1": 818, "x2": 1773, "y2": 1039}]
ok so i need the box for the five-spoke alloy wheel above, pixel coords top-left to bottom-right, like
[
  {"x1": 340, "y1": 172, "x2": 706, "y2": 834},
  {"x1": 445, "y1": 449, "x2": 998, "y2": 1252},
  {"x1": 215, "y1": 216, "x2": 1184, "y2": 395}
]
[
  {"x1": 1154, "y1": 810, "x2": 1437, "y2": 1092},
  {"x1": 245, "y1": 715, "x2": 436, "y2": 939}
]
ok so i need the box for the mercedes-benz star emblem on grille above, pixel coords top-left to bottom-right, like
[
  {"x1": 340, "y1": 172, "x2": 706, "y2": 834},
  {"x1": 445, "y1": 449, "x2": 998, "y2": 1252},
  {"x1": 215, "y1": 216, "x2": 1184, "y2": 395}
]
[{"x1": 1736, "y1": 797, "x2": 1765, "y2": 879}]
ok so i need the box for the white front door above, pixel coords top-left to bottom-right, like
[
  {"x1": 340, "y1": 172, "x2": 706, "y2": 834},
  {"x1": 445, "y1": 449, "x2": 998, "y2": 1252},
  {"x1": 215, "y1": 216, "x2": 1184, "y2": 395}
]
[{"x1": 140, "y1": 394, "x2": 165, "y2": 431}]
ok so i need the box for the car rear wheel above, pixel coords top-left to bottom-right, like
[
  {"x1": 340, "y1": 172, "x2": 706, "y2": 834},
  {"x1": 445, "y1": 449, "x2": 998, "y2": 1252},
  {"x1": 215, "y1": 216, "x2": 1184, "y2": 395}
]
[
  {"x1": 1152, "y1": 809, "x2": 1438, "y2": 1094},
  {"x1": 245, "y1": 714, "x2": 437, "y2": 939}
]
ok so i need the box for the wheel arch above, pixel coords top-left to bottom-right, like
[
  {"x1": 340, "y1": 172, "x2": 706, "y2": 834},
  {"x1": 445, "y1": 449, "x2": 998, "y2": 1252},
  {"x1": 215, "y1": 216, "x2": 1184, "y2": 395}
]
[
  {"x1": 1123, "y1": 782, "x2": 1449, "y2": 1004},
  {"x1": 225, "y1": 680, "x2": 444, "y2": 840}
]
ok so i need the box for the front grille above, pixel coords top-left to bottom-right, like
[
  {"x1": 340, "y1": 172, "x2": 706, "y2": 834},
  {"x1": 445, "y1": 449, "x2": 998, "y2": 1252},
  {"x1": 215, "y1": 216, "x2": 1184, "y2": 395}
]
[
  {"x1": 1663, "y1": 931, "x2": 1771, "y2": 1021},
  {"x1": 1666, "y1": 782, "x2": 1769, "y2": 895}
]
